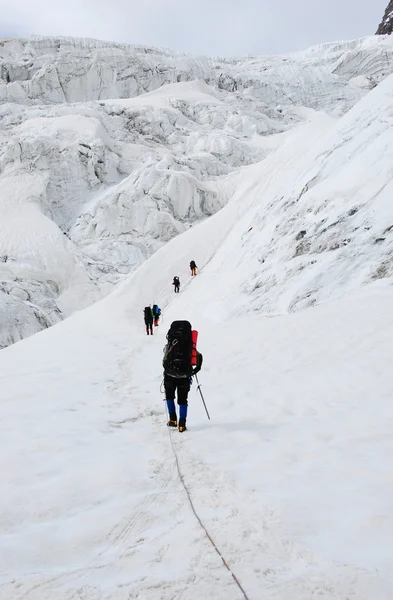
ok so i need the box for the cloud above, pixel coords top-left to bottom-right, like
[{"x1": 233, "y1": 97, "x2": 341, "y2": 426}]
[{"x1": 0, "y1": 0, "x2": 389, "y2": 56}]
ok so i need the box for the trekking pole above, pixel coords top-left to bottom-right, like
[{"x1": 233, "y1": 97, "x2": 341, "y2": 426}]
[{"x1": 195, "y1": 373, "x2": 210, "y2": 420}]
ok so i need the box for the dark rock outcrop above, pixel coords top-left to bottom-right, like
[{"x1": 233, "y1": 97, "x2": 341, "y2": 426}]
[{"x1": 376, "y1": 0, "x2": 393, "y2": 35}]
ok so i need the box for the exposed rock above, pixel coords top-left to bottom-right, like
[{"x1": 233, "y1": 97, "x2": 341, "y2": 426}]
[{"x1": 376, "y1": 1, "x2": 393, "y2": 35}]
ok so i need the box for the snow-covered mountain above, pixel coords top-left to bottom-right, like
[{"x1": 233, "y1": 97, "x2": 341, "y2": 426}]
[
  {"x1": 1, "y1": 34, "x2": 393, "y2": 349},
  {"x1": 2, "y1": 62, "x2": 393, "y2": 597},
  {"x1": 2, "y1": 32, "x2": 393, "y2": 599}
]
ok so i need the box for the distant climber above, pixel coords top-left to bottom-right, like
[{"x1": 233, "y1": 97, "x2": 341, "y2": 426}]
[
  {"x1": 144, "y1": 306, "x2": 153, "y2": 335},
  {"x1": 163, "y1": 320, "x2": 203, "y2": 432},
  {"x1": 152, "y1": 304, "x2": 161, "y2": 326},
  {"x1": 173, "y1": 276, "x2": 180, "y2": 293},
  {"x1": 190, "y1": 260, "x2": 197, "y2": 276}
]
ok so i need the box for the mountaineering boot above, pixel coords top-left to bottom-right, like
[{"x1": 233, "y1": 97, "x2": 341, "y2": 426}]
[
  {"x1": 166, "y1": 399, "x2": 177, "y2": 427},
  {"x1": 167, "y1": 414, "x2": 178, "y2": 427},
  {"x1": 178, "y1": 404, "x2": 187, "y2": 432}
]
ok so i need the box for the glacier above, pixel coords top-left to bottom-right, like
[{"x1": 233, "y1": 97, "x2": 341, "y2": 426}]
[
  {"x1": 1, "y1": 34, "x2": 393, "y2": 347},
  {"x1": 1, "y1": 31, "x2": 393, "y2": 599}
]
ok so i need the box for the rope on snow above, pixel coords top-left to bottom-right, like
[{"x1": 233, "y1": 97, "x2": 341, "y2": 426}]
[{"x1": 167, "y1": 428, "x2": 250, "y2": 600}]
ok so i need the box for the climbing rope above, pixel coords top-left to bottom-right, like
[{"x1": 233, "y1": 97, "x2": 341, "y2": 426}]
[{"x1": 167, "y1": 427, "x2": 250, "y2": 600}]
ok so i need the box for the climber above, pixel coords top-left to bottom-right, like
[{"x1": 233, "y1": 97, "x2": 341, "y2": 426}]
[
  {"x1": 152, "y1": 304, "x2": 161, "y2": 326},
  {"x1": 190, "y1": 260, "x2": 197, "y2": 276},
  {"x1": 144, "y1": 306, "x2": 154, "y2": 335},
  {"x1": 173, "y1": 276, "x2": 180, "y2": 293}
]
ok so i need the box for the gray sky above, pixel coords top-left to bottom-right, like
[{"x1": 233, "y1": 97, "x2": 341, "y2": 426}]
[{"x1": 0, "y1": 0, "x2": 388, "y2": 56}]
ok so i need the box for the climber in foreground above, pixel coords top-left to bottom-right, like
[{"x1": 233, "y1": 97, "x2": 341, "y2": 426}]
[
  {"x1": 152, "y1": 304, "x2": 161, "y2": 326},
  {"x1": 163, "y1": 320, "x2": 203, "y2": 432},
  {"x1": 172, "y1": 276, "x2": 180, "y2": 293},
  {"x1": 190, "y1": 260, "x2": 197, "y2": 276},
  {"x1": 144, "y1": 306, "x2": 153, "y2": 335}
]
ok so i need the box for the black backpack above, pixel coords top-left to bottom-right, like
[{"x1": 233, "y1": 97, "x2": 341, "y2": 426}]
[
  {"x1": 144, "y1": 306, "x2": 152, "y2": 320},
  {"x1": 163, "y1": 321, "x2": 192, "y2": 378}
]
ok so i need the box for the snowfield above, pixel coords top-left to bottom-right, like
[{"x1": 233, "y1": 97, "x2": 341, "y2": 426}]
[
  {"x1": 1, "y1": 34, "x2": 393, "y2": 346},
  {"x1": 1, "y1": 33, "x2": 393, "y2": 599},
  {"x1": 2, "y1": 283, "x2": 393, "y2": 600}
]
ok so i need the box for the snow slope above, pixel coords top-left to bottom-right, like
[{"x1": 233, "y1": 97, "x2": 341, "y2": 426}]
[
  {"x1": 1, "y1": 60, "x2": 393, "y2": 599},
  {"x1": 2, "y1": 286, "x2": 393, "y2": 600},
  {"x1": 2, "y1": 34, "x2": 393, "y2": 347}
]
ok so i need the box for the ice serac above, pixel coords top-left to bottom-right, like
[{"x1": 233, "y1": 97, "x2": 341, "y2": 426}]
[
  {"x1": 0, "y1": 36, "x2": 210, "y2": 104},
  {"x1": 2, "y1": 35, "x2": 393, "y2": 109},
  {"x1": 376, "y1": 1, "x2": 393, "y2": 35},
  {"x1": 1, "y1": 35, "x2": 393, "y2": 347}
]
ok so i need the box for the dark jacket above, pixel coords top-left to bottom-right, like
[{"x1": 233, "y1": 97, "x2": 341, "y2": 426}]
[{"x1": 144, "y1": 307, "x2": 153, "y2": 324}]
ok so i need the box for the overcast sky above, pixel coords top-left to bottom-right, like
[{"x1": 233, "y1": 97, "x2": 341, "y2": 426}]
[{"x1": 0, "y1": 0, "x2": 389, "y2": 56}]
